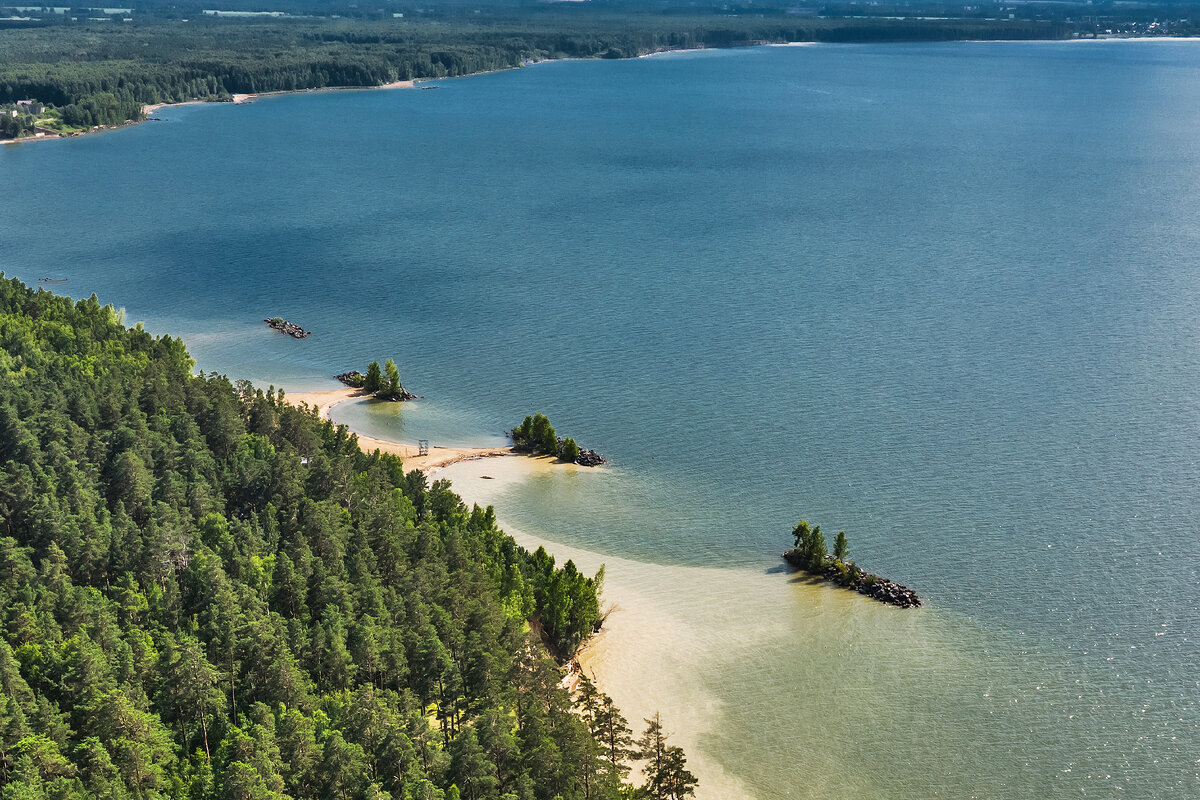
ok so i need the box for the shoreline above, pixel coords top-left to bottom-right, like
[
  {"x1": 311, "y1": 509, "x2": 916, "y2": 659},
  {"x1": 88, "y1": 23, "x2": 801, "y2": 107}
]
[
  {"x1": 6, "y1": 36, "x2": 1189, "y2": 147},
  {"x1": 144, "y1": 79, "x2": 417, "y2": 117},
  {"x1": 282, "y1": 385, "x2": 517, "y2": 473},
  {"x1": 1, "y1": 80, "x2": 420, "y2": 146}
]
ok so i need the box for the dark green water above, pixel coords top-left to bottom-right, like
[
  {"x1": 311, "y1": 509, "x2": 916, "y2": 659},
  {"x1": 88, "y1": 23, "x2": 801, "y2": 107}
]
[{"x1": 3, "y1": 40, "x2": 1199, "y2": 797}]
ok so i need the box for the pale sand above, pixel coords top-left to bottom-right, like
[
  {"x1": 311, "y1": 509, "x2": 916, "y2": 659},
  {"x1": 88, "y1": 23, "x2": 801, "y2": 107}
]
[
  {"x1": 142, "y1": 99, "x2": 204, "y2": 116},
  {"x1": 282, "y1": 386, "x2": 515, "y2": 473},
  {"x1": 142, "y1": 80, "x2": 414, "y2": 121},
  {"x1": 226, "y1": 80, "x2": 413, "y2": 108}
]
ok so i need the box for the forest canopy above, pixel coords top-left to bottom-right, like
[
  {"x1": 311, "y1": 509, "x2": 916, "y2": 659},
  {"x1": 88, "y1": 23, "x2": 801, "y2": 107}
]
[{"x1": 0, "y1": 275, "x2": 675, "y2": 800}]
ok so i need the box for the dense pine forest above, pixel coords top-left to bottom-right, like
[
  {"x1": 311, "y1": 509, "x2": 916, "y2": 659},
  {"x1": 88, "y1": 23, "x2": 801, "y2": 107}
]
[
  {"x1": 0, "y1": 13, "x2": 1067, "y2": 131},
  {"x1": 0, "y1": 275, "x2": 686, "y2": 799}
]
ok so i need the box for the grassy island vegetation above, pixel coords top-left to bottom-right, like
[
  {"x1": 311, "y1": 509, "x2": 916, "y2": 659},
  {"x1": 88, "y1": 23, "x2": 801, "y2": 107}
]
[{"x1": 0, "y1": 275, "x2": 691, "y2": 799}]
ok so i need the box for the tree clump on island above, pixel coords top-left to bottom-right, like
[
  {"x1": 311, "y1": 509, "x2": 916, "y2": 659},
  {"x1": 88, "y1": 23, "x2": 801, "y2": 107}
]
[
  {"x1": 345, "y1": 358, "x2": 415, "y2": 401},
  {"x1": 785, "y1": 520, "x2": 921, "y2": 608},
  {"x1": 512, "y1": 413, "x2": 601, "y2": 465},
  {"x1": 0, "y1": 274, "x2": 678, "y2": 800}
]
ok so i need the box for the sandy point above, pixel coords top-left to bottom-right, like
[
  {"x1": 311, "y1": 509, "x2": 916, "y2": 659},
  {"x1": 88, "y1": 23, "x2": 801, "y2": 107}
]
[{"x1": 281, "y1": 386, "x2": 513, "y2": 473}]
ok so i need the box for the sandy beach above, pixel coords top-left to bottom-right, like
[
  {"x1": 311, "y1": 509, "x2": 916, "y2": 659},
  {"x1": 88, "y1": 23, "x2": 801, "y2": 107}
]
[
  {"x1": 282, "y1": 386, "x2": 515, "y2": 473},
  {"x1": 143, "y1": 79, "x2": 416, "y2": 119}
]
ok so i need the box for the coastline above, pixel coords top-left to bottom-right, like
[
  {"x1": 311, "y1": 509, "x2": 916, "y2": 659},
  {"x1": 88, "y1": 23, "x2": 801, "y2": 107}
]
[
  {"x1": 1, "y1": 81, "x2": 419, "y2": 146},
  {"x1": 144, "y1": 79, "x2": 417, "y2": 117},
  {"x1": 4, "y1": 35, "x2": 1195, "y2": 147},
  {"x1": 282, "y1": 385, "x2": 515, "y2": 473},
  {"x1": 274, "y1": 386, "x2": 762, "y2": 794},
  {"x1": 2, "y1": 43, "x2": 781, "y2": 146}
]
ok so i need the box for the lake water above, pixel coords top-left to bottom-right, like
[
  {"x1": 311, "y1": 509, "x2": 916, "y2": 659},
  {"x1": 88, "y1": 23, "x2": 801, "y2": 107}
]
[{"x1": 3, "y1": 40, "x2": 1199, "y2": 798}]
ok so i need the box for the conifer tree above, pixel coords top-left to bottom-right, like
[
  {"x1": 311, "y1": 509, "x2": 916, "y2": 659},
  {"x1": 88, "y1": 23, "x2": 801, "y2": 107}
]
[
  {"x1": 833, "y1": 530, "x2": 849, "y2": 562},
  {"x1": 364, "y1": 361, "x2": 382, "y2": 393},
  {"x1": 593, "y1": 695, "x2": 634, "y2": 781},
  {"x1": 637, "y1": 713, "x2": 670, "y2": 800},
  {"x1": 383, "y1": 359, "x2": 401, "y2": 397}
]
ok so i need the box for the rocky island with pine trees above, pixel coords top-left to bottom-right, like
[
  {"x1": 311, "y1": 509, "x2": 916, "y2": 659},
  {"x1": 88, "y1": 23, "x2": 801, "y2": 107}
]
[
  {"x1": 784, "y1": 521, "x2": 921, "y2": 608},
  {"x1": 336, "y1": 359, "x2": 417, "y2": 401},
  {"x1": 511, "y1": 413, "x2": 606, "y2": 467}
]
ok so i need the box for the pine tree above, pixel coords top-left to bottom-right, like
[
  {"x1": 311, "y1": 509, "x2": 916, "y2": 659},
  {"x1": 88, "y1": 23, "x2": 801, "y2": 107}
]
[
  {"x1": 790, "y1": 520, "x2": 828, "y2": 570},
  {"x1": 661, "y1": 745, "x2": 697, "y2": 800},
  {"x1": 636, "y1": 713, "x2": 669, "y2": 800},
  {"x1": 833, "y1": 530, "x2": 849, "y2": 562},
  {"x1": 364, "y1": 361, "x2": 382, "y2": 393},
  {"x1": 383, "y1": 359, "x2": 401, "y2": 398}
]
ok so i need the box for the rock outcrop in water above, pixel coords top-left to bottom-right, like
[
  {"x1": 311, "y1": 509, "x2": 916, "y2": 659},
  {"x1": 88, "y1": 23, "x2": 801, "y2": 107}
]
[
  {"x1": 265, "y1": 317, "x2": 310, "y2": 338},
  {"x1": 782, "y1": 549, "x2": 921, "y2": 608},
  {"x1": 575, "y1": 448, "x2": 606, "y2": 467},
  {"x1": 374, "y1": 386, "x2": 417, "y2": 402},
  {"x1": 784, "y1": 520, "x2": 920, "y2": 608}
]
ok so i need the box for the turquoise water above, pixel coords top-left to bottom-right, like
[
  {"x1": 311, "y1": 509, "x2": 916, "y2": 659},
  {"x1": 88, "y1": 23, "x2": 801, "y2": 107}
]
[{"x1": 4, "y1": 40, "x2": 1200, "y2": 797}]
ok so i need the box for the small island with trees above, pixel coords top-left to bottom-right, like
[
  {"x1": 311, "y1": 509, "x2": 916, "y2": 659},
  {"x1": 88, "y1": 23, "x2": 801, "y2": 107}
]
[
  {"x1": 335, "y1": 359, "x2": 416, "y2": 401},
  {"x1": 784, "y1": 520, "x2": 921, "y2": 608},
  {"x1": 512, "y1": 413, "x2": 606, "y2": 466}
]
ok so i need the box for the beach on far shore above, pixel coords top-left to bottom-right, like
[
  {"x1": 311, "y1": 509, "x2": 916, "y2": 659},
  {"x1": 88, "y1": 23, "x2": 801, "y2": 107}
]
[{"x1": 143, "y1": 79, "x2": 416, "y2": 118}]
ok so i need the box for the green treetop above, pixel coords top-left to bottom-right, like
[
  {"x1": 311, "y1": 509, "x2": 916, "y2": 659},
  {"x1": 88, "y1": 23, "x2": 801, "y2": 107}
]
[
  {"x1": 833, "y1": 530, "x2": 849, "y2": 562},
  {"x1": 364, "y1": 360, "x2": 382, "y2": 392},
  {"x1": 383, "y1": 358, "x2": 401, "y2": 396}
]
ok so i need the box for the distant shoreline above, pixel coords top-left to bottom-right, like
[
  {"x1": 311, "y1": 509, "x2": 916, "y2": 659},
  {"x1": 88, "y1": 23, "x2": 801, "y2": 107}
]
[
  {"x1": 6, "y1": 36, "x2": 1194, "y2": 147},
  {"x1": 141, "y1": 79, "x2": 417, "y2": 117}
]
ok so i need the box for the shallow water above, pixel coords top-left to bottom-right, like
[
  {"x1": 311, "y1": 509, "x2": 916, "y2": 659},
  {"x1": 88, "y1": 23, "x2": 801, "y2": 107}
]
[{"x1": 4, "y1": 40, "x2": 1200, "y2": 797}]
